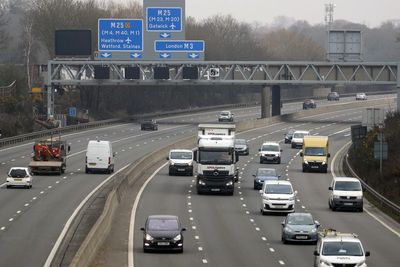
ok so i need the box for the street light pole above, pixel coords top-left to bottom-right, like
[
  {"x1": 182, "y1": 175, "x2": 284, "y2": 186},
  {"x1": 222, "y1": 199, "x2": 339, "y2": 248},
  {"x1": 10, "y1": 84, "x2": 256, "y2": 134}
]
[{"x1": 378, "y1": 123, "x2": 384, "y2": 175}]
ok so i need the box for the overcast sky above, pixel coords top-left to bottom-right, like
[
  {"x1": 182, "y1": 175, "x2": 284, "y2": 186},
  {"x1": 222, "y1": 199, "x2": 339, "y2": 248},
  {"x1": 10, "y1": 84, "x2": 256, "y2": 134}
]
[{"x1": 131, "y1": 0, "x2": 400, "y2": 27}]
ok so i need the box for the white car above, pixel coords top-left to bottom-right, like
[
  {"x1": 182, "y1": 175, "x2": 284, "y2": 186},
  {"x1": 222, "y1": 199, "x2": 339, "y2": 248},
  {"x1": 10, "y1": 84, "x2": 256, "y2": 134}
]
[
  {"x1": 218, "y1": 111, "x2": 234, "y2": 122},
  {"x1": 6, "y1": 167, "x2": 33, "y2": 189},
  {"x1": 260, "y1": 180, "x2": 296, "y2": 214},
  {"x1": 259, "y1": 142, "x2": 282, "y2": 164},
  {"x1": 314, "y1": 229, "x2": 370, "y2": 267},
  {"x1": 167, "y1": 149, "x2": 194, "y2": 176},
  {"x1": 356, "y1": 93, "x2": 367, "y2": 100},
  {"x1": 291, "y1": 130, "x2": 310, "y2": 148},
  {"x1": 329, "y1": 177, "x2": 363, "y2": 212}
]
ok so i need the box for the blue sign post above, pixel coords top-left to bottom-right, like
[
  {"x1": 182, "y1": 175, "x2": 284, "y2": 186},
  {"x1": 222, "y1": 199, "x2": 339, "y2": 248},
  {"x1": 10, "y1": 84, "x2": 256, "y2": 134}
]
[
  {"x1": 98, "y1": 19, "x2": 143, "y2": 52},
  {"x1": 154, "y1": 40, "x2": 205, "y2": 52},
  {"x1": 68, "y1": 107, "x2": 77, "y2": 117},
  {"x1": 146, "y1": 7, "x2": 182, "y2": 32}
]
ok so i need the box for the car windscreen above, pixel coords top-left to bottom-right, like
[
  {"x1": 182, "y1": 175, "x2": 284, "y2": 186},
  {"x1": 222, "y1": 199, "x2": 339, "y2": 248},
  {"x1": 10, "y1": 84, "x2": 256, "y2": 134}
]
[
  {"x1": 235, "y1": 139, "x2": 246, "y2": 145},
  {"x1": 257, "y1": 169, "x2": 277, "y2": 176},
  {"x1": 9, "y1": 169, "x2": 28, "y2": 178},
  {"x1": 322, "y1": 242, "x2": 363, "y2": 256},
  {"x1": 220, "y1": 112, "x2": 230, "y2": 116},
  {"x1": 199, "y1": 150, "x2": 233, "y2": 164},
  {"x1": 293, "y1": 133, "x2": 306, "y2": 138},
  {"x1": 334, "y1": 181, "x2": 362, "y2": 191},
  {"x1": 265, "y1": 184, "x2": 292, "y2": 194},
  {"x1": 287, "y1": 214, "x2": 314, "y2": 225},
  {"x1": 170, "y1": 151, "x2": 192, "y2": 160},
  {"x1": 261, "y1": 145, "x2": 279, "y2": 152},
  {"x1": 148, "y1": 219, "x2": 179, "y2": 231},
  {"x1": 304, "y1": 147, "x2": 326, "y2": 156}
]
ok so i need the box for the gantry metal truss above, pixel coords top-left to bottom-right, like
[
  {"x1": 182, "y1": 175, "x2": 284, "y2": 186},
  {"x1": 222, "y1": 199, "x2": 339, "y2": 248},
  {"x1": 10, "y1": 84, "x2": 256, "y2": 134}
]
[{"x1": 47, "y1": 60, "x2": 400, "y2": 86}]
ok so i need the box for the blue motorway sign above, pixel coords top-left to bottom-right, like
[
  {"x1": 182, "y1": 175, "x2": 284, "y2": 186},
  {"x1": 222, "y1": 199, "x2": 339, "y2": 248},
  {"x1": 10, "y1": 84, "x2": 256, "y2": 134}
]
[
  {"x1": 98, "y1": 19, "x2": 143, "y2": 52},
  {"x1": 68, "y1": 107, "x2": 77, "y2": 117},
  {"x1": 146, "y1": 7, "x2": 182, "y2": 32},
  {"x1": 155, "y1": 40, "x2": 205, "y2": 52}
]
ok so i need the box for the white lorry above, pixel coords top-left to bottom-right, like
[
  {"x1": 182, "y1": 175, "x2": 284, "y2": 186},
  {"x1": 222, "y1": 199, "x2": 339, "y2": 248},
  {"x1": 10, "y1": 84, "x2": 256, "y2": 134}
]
[{"x1": 195, "y1": 124, "x2": 239, "y2": 195}]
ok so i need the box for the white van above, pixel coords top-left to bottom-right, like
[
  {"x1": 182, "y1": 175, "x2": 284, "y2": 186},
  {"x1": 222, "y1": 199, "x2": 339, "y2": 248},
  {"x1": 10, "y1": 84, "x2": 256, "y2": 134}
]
[
  {"x1": 167, "y1": 149, "x2": 194, "y2": 176},
  {"x1": 85, "y1": 140, "x2": 115, "y2": 174}
]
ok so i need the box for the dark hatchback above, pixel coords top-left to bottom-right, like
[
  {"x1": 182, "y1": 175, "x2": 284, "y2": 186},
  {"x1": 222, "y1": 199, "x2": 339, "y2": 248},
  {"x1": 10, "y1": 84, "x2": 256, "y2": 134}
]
[
  {"x1": 327, "y1": 92, "x2": 340, "y2": 101},
  {"x1": 141, "y1": 119, "x2": 158, "y2": 131},
  {"x1": 234, "y1": 138, "x2": 249, "y2": 155},
  {"x1": 302, "y1": 99, "x2": 317, "y2": 109},
  {"x1": 253, "y1": 167, "x2": 280, "y2": 189},
  {"x1": 284, "y1": 129, "x2": 295, "y2": 144},
  {"x1": 141, "y1": 215, "x2": 186, "y2": 252}
]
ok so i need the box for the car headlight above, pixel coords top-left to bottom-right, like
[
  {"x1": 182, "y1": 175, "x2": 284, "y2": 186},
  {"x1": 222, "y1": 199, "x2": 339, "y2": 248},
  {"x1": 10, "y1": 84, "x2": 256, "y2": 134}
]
[
  {"x1": 319, "y1": 259, "x2": 333, "y2": 266},
  {"x1": 356, "y1": 195, "x2": 363, "y2": 199},
  {"x1": 311, "y1": 228, "x2": 317, "y2": 233},
  {"x1": 145, "y1": 234, "x2": 153, "y2": 241},
  {"x1": 226, "y1": 181, "x2": 233, "y2": 186},
  {"x1": 284, "y1": 227, "x2": 293, "y2": 233},
  {"x1": 322, "y1": 161, "x2": 326, "y2": 165},
  {"x1": 198, "y1": 179, "x2": 206, "y2": 185},
  {"x1": 355, "y1": 260, "x2": 366, "y2": 267},
  {"x1": 173, "y1": 234, "x2": 182, "y2": 241},
  {"x1": 304, "y1": 160, "x2": 308, "y2": 164},
  {"x1": 288, "y1": 197, "x2": 294, "y2": 201},
  {"x1": 263, "y1": 195, "x2": 269, "y2": 200},
  {"x1": 170, "y1": 162, "x2": 175, "y2": 166},
  {"x1": 333, "y1": 195, "x2": 340, "y2": 199}
]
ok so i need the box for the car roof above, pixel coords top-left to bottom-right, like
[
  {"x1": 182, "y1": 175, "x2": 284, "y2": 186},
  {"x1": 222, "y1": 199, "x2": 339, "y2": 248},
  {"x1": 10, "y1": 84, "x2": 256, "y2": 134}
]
[
  {"x1": 261, "y1": 142, "x2": 279, "y2": 146},
  {"x1": 220, "y1": 110, "x2": 231, "y2": 113},
  {"x1": 9, "y1": 167, "x2": 29, "y2": 171},
  {"x1": 257, "y1": 167, "x2": 276, "y2": 171},
  {"x1": 293, "y1": 130, "x2": 309, "y2": 134},
  {"x1": 287, "y1": 212, "x2": 313, "y2": 218},
  {"x1": 170, "y1": 149, "x2": 192, "y2": 153},
  {"x1": 264, "y1": 180, "x2": 292, "y2": 185},
  {"x1": 333, "y1": 177, "x2": 360, "y2": 182},
  {"x1": 147, "y1": 215, "x2": 179, "y2": 220}
]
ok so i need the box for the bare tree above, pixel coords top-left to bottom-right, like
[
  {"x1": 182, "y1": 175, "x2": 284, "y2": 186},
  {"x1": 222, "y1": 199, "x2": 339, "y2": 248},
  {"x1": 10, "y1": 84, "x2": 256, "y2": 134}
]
[{"x1": 0, "y1": 0, "x2": 9, "y2": 50}]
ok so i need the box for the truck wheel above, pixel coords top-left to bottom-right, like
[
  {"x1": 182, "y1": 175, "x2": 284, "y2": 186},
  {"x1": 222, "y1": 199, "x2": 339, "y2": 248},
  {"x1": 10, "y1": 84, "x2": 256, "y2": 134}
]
[{"x1": 6, "y1": 185, "x2": 10, "y2": 189}]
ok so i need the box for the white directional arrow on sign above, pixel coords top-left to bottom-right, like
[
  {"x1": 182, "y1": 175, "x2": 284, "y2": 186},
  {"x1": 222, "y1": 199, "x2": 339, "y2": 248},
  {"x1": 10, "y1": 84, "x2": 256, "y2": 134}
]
[
  {"x1": 100, "y1": 52, "x2": 112, "y2": 58},
  {"x1": 130, "y1": 53, "x2": 142, "y2": 59},
  {"x1": 160, "y1": 53, "x2": 171, "y2": 59},
  {"x1": 160, "y1": 32, "x2": 171, "y2": 38},
  {"x1": 188, "y1": 53, "x2": 200, "y2": 59}
]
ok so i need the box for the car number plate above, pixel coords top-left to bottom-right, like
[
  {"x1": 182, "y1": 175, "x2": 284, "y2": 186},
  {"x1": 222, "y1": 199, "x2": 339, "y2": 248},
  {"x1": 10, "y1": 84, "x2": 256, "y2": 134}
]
[
  {"x1": 296, "y1": 235, "x2": 308, "y2": 240},
  {"x1": 14, "y1": 178, "x2": 22, "y2": 181},
  {"x1": 311, "y1": 166, "x2": 319, "y2": 169},
  {"x1": 344, "y1": 203, "x2": 353, "y2": 206},
  {"x1": 211, "y1": 188, "x2": 220, "y2": 192},
  {"x1": 89, "y1": 163, "x2": 96, "y2": 166},
  {"x1": 178, "y1": 168, "x2": 185, "y2": 171},
  {"x1": 157, "y1": 242, "x2": 170, "y2": 246}
]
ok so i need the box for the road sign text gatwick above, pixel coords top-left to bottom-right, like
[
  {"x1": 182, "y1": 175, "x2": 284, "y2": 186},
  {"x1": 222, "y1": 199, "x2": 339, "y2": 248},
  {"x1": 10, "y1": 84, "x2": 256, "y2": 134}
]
[
  {"x1": 98, "y1": 19, "x2": 143, "y2": 51},
  {"x1": 146, "y1": 7, "x2": 182, "y2": 32},
  {"x1": 155, "y1": 40, "x2": 205, "y2": 52}
]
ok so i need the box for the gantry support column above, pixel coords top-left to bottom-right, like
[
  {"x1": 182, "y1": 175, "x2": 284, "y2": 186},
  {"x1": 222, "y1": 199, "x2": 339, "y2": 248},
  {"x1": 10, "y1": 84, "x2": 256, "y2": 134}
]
[
  {"x1": 261, "y1": 86, "x2": 271, "y2": 118},
  {"x1": 271, "y1": 85, "x2": 281, "y2": 116}
]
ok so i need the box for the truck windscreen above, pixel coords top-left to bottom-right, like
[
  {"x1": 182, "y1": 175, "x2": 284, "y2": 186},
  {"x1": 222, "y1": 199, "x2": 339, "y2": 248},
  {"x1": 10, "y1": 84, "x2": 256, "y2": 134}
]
[
  {"x1": 304, "y1": 147, "x2": 326, "y2": 156},
  {"x1": 199, "y1": 150, "x2": 233, "y2": 164}
]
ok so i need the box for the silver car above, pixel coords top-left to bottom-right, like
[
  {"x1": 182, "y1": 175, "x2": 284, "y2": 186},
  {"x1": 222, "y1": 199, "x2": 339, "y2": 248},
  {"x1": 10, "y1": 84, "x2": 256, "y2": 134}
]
[{"x1": 281, "y1": 213, "x2": 320, "y2": 244}]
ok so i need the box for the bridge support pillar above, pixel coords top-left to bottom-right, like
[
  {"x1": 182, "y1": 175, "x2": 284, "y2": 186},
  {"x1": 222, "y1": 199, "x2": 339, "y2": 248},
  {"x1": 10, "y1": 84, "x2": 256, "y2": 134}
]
[
  {"x1": 271, "y1": 85, "x2": 281, "y2": 116},
  {"x1": 46, "y1": 85, "x2": 54, "y2": 120},
  {"x1": 397, "y1": 63, "x2": 400, "y2": 111},
  {"x1": 261, "y1": 86, "x2": 271, "y2": 118}
]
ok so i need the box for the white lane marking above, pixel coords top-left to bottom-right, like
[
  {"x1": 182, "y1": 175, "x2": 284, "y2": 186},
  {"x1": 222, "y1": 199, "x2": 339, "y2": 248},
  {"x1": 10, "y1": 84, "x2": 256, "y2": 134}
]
[
  {"x1": 262, "y1": 237, "x2": 267, "y2": 241},
  {"x1": 269, "y1": 248, "x2": 275, "y2": 252},
  {"x1": 331, "y1": 141, "x2": 400, "y2": 238},
  {"x1": 45, "y1": 163, "x2": 131, "y2": 267},
  {"x1": 202, "y1": 259, "x2": 208, "y2": 264},
  {"x1": 198, "y1": 247, "x2": 203, "y2": 251},
  {"x1": 128, "y1": 162, "x2": 168, "y2": 267},
  {"x1": 195, "y1": 235, "x2": 199, "y2": 240},
  {"x1": 192, "y1": 226, "x2": 197, "y2": 230},
  {"x1": 17, "y1": 210, "x2": 21, "y2": 214},
  {"x1": 255, "y1": 227, "x2": 260, "y2": 231},
  {"x1": 40, "y1": 191, "x2": 44, "y2": 194},
  {"x1": 9, "y1": 218, "x2": 14, "y2": 222},
  {"x1": 0, "y1": 227, "x2": 5, "y2": 230},
  {"x1": 24, "y1": 203, "x2": 29, "y2": 207},
  {"x1": 32, "y1": 197, "x2": 37, "y2": 200},
  {"x1": 279, "y1": 260, "x2": 285, "y2": 265}
]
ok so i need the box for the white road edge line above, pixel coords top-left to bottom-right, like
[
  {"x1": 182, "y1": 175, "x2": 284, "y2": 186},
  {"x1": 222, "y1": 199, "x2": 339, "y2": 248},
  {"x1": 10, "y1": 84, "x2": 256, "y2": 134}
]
[
  {"x1": 43, "y1": 164, "x2": 131, "y2": 267},
  {"x1": 331, "y1": 141, "x2": 400, "y2": 238},
  {"x1": 128, "y1": 162, "x2": 168, "y2": 267}
]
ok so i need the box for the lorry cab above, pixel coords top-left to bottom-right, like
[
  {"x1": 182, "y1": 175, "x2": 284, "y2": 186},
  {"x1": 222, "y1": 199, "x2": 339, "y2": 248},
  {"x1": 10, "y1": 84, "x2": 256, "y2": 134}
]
[
  {"x1": 300, "y1": 136, "x2": 330, "y2": 173},
  {"x1": 85, "y1": 140, "x2": 115, "y2": 174}
]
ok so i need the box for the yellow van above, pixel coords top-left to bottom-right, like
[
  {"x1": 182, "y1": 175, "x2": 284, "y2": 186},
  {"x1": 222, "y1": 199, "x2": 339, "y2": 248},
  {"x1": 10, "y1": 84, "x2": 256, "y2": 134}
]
[{"x1": 300, "y1": 136, "x2": 330, "y2": 173}]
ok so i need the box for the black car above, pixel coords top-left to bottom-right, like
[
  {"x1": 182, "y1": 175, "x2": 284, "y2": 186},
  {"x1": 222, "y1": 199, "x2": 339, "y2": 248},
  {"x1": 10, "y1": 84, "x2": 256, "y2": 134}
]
[
  {"x1": 284, "y1": 129, "x2": 295, "y2": 144},
  {"x1": 141, "y1": 215, "x2": 186, "y2": 252},
  {"x1": 253, "y1": 167, "x2": 280, "y2": 190},
  {"x1": 303, "y1": 99, "x2": 316, "y2": 109},
  {"x1": 141, "y1": 119, "x2": 158, "y2": 131},
  {"x1": 234, "y1": 138, "x2": 249, "y2": 155},
  {"x1": 327, "y1": 92, "x2": 340, "y2": 101}
]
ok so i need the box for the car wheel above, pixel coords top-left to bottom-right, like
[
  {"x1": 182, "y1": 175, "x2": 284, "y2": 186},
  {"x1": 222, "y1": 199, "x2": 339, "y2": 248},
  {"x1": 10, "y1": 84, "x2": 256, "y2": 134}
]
[
  {"x1": 277, "y1": 158, "x2": 281, "y2": 164},
  {"x1": 302, "y1": 166, "x2": 306, "y2": 172},
  {"x1": 259, "y1": 159, "x2": 263, "y2": 164},
  {"x1": 291, "y1": 143, "x2": 295, "y2": 148},
  {"x1": 358, "y1": 207, "x2": 364, "y2": 212},
  {"x1": 6, "y1": 185, "x2": 10, "y2": 189},
  {"x1": 189, "y1": 171, "x2": 193, "y2": 176},
  {"x1": 281, "y1": 236, "x2": 287, "y2": 244},
  {"x1": 331, "y1": 205, "x2": 336, "y2": 211}
]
